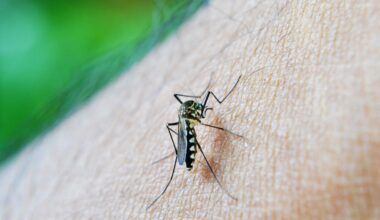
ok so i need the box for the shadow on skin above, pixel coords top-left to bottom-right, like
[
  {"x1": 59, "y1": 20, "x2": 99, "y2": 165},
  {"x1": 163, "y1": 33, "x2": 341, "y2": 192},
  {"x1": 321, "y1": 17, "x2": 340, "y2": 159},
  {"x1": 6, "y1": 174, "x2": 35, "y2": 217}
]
[{"x1": 199, "y1": 115, "x2": 234, "y2": 183}]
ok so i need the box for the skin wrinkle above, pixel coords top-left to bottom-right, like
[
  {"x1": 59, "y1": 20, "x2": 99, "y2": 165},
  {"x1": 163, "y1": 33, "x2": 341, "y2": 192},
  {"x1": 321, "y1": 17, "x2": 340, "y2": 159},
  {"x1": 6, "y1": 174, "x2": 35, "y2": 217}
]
[{"x1": 0, "y1": 0, "x2": 379, "y2": 219}]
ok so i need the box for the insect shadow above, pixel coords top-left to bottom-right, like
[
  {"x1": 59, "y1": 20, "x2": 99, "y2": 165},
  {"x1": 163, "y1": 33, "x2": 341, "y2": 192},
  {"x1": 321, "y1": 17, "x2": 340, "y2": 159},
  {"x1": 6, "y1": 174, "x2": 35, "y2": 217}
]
[
  {"x1": 146, "y1": 75, "x2": 243, "y2": 210},
  {"x1": 198, "y1": 115, "x2": 233, "y2": 182}
]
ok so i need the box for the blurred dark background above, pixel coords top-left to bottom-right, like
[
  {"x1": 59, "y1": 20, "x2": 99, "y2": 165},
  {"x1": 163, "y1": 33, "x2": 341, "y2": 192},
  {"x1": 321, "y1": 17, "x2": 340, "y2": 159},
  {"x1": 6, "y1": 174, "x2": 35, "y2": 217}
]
[{"x1": 0, "y1": 0, "x2": 205, "y2": 163}]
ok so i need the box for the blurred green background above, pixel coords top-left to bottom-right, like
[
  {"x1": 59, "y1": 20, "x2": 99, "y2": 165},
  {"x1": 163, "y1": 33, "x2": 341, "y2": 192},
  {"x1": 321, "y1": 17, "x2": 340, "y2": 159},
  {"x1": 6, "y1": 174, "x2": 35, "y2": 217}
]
[{"x1": 0, "y1": 0, "x2": 205, "y2": 164}]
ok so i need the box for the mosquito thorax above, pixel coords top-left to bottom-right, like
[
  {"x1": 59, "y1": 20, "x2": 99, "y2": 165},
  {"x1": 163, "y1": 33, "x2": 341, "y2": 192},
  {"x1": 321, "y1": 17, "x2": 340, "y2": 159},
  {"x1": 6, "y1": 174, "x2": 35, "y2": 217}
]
[{"x1": 178, "y1": 100, "x2": 203, "y2": 121}]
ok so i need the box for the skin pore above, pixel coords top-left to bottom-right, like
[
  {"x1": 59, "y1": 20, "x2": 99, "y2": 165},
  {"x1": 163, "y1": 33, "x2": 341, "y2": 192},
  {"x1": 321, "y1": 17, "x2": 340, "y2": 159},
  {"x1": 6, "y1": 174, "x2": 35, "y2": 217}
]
[{"x1": 1, "y1": 0, "x2": 379, "y2": 219}]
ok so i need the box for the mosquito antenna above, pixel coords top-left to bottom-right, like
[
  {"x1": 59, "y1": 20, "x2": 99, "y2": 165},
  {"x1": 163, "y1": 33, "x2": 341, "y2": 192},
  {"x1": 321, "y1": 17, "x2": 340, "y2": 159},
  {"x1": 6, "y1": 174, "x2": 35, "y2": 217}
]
[
  {"x1": 197, "y1": 142, "x2": 237, "y2": 201},
  {"x1": 188, "y1": 71, "x2": 214, "y2": 103},
  {"x1": 218, "y1": 75, "x2": 242, "y2": 103},
  {"x1": 197, "y1": 75, "x2": 212, "y2": 101}
]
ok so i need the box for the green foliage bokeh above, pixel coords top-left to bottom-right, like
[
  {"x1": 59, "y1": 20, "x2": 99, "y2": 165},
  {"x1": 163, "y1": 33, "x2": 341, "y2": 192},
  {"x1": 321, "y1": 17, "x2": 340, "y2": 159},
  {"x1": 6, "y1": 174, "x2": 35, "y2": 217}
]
[{"x1": 0, "y1": 0, "x2": 205, "y2": 163}]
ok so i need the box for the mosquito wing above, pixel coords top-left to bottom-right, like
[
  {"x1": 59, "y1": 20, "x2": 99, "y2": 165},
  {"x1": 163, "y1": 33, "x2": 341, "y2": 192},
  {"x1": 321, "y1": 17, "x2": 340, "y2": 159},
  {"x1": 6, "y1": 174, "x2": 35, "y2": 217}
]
[{"x1": 177, "y1": 118, "x2": 188, "y2": 165}]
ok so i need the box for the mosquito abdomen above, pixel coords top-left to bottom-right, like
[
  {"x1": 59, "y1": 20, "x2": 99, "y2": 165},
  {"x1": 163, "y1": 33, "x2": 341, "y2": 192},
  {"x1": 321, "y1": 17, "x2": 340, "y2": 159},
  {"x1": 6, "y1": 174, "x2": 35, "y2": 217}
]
[{"x1": 185, "y1": 127, "x2": 197, "y2": 170}]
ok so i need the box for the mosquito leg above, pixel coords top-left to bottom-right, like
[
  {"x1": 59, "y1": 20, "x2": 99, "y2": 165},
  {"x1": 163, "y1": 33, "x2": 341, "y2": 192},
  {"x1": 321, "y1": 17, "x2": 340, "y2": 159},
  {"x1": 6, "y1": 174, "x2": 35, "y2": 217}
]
[
  {"x1": 151, "y1": 122, "x2": 179, "y2": 165},
  {"x1": 174, "y1": 77, "x2": 212, "y2": 104},
  {"x1": 167, "y1": 122, "x2": 179, "y2": 154},
  {"x1": 200, "y1": 123, "x2": 243, "y2": 138},
  {"x1": 168, "y1": 128, "x2": 178, "y2": 135},
  {"x1": 201, "y1": 75, "x2": 242, "y2": 113},
  {"x1": 174, "y1": 93, "x2": 203, "y2": 104},
  {"x1": 146, "y1": 122, "x2": 179, "y2": 210},
  {"x1": 197, "y1": 142, "x2": 238, "y2": 201},
  {"x1": 146, "y1": 156, "x2": 178, "y2": 210}
]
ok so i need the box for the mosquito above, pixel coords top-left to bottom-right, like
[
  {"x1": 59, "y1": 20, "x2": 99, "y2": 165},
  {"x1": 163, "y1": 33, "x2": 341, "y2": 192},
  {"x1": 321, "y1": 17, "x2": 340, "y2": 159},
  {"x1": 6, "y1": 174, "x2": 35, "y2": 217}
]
[{"x1": 146, "y1": 75, "x2": 242, "y2": 210}]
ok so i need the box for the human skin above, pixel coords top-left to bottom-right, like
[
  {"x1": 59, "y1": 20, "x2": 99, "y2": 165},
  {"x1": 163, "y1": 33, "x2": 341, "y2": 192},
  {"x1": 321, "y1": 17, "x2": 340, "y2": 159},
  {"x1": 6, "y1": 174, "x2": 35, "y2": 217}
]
[{"x1": 1, "y1": 0, "x2": 379, "y2": 219}]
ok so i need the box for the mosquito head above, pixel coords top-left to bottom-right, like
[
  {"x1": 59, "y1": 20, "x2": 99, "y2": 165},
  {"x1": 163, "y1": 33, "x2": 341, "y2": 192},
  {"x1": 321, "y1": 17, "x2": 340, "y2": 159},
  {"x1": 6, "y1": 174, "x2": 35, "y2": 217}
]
[{"x1": 179, "y1": 100, "x2": 203, "y2": 121}]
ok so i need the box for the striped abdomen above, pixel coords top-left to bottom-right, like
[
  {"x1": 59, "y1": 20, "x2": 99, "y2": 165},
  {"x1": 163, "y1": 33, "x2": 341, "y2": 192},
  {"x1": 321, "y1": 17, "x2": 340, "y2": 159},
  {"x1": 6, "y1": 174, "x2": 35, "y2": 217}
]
[{"x1": 178, "y1": 119, "x2": 198, "y2": 170}]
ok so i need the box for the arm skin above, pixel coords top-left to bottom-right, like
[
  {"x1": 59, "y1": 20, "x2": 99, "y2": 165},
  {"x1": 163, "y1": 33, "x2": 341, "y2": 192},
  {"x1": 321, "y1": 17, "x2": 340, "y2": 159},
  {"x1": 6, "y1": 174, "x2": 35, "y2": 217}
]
[{"x1": 1, "y1": 0, "x2": 379, "y2": 219}]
